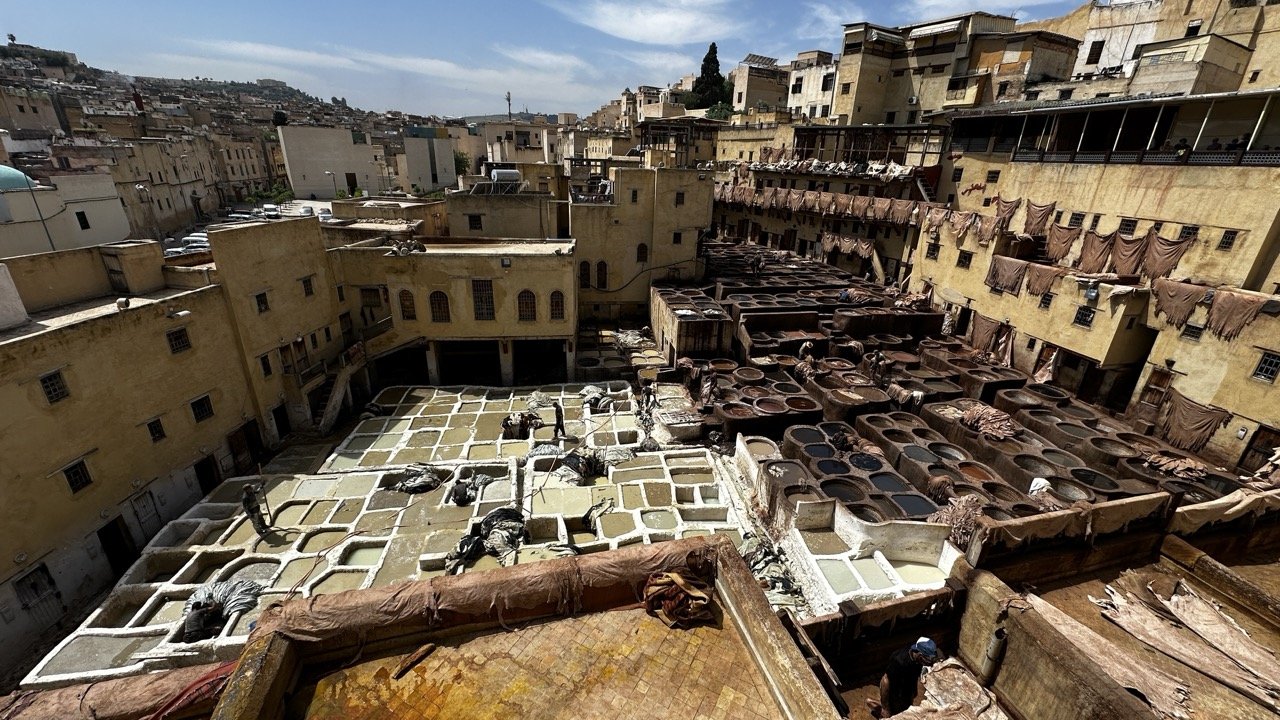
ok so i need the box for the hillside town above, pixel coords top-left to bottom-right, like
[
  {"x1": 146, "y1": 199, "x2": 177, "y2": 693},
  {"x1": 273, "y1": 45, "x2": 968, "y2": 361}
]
[{"x1": 2, "y1": 1, "x2": 1280, "y2": 718}]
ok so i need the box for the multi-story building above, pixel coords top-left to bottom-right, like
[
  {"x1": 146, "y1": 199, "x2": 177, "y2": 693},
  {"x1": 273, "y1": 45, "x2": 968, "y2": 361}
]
[
  {"x1": 0, "y1": 165, "x2": 130, "y2": 257},
  {"x1": 398, "y1": 126, "x2": 457, "y2": 194},
  {"x1": 0, "y1": 86, "x2": 61, "y2": 133},
  {"x1": 787, "y1": 51, "x2": 839, "y2": 120},
  {"x1": 482, "y1": 121, "x2": 561, "y2": 165},
  {"x1": 731, "y1": 55, "x2": 789, "y2": 112},
  {"x1": 278, "y1": 125, "x2": 383, "y2": 200},
  {"x1": 211, "y1": 133, "x2": 270, "y2": 203}
]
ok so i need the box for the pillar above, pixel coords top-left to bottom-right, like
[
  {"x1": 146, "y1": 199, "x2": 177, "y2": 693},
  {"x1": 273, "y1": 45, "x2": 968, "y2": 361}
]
[
  {"x1": 499, "y1": 340, "x2": 515, "y2": 386},
  {"x1": 425, "y1": 341, "x2": 440, "y2": 385}
]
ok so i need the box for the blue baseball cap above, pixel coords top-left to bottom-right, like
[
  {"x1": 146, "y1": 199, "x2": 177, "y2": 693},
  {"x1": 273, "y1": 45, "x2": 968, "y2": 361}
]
[{"x1": 912, "y1": 637, "x2": 938, "y2": 660}]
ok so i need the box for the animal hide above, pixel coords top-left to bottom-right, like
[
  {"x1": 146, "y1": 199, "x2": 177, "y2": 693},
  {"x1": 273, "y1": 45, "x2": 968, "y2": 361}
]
[
  {"x1": 1151, "y1": 278, "x2": 1206, "y2": 329},
  {"x1": 1157, "y1": 387, "x2": 1230, "y2": 453},
  {"x1": 1110, "y1": 227, "x2": 1150, "y2": 276},
  {"x1": 1023, "y1": 200, "x2": 1055, "y2": 235},
  {"x1": 1045, "y1": 224, "x2": 1082, "y2": 262},
  {"x1": 1024, "y1": 263, "x2": 1066, "y2": 296},
  {"x1": 984, "y1": 255, "x2": 1028, "y2": 295},
  {"x1": 1077, "y1": 230, "x2": 1115, "y2": 274},
  {"x1": 1205, "y1": 288, "x2": 1269, "y2": 341}
]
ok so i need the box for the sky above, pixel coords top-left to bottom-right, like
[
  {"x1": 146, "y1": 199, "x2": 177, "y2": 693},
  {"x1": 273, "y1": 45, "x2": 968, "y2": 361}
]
[{"x1": 3, "y1": 0, "x2": 1082, "y2": 117}]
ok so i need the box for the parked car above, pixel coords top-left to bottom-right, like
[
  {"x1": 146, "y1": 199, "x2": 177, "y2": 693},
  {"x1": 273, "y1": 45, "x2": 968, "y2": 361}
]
[
  {"x1": 317, "y1": 208, "x2": 333, "y2": 220},
  {"x1": 298, "y1": 206, "x2": 315, "y2": 217},
  {"x1": 262, "y1": 204, "x2": 281, "y2": 218}
]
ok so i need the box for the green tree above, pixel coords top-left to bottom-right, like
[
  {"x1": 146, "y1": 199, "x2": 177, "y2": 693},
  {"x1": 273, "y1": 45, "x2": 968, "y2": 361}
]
[
  {"x1": 689, "y1": 42, "x2": 728, "y2": 110},
  {"x1": 454, "y1": 150, "x2": 471, "y2": 176},
  {"x1": 705, "y1": 102, "x2": 733, "y2": 121}
]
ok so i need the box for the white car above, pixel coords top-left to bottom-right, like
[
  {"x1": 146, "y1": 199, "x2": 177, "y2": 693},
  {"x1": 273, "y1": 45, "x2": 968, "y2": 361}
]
[
  {"x1": 317, "y1": 208, "x2": 333, "y2": 220},
  {"x1": 298, "y1": 206, "x2": 315, "y2": 217},
  {"x1": 262, "y1": 204, "x2": 281, "y2": 218}
]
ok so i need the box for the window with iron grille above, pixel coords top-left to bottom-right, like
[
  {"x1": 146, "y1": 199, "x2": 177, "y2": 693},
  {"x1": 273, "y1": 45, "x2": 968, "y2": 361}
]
[
  {"x1": 166, "y1": 328, "x2": 191, "y2": 354},
  {"x1": 1117, "y1": 218, "x2": 1138, "y2": 236},
  {"x1": 1089, "y1": 215, "x2": 1101, "y2": 231},
  {"x1": 517, "y1": 290, "x2": 537, "y2": 321},
  {"x1": 301, "y1": 276, "x2": 314, "y2": 296},
  {"x1": 637, "y1": 244, "x2": 649, "y2": 263},
  {"x1": 675, "y1": 192, "x2": 685, "y2": 206},
  {"x1": 1152, "y1": 221, "x2": 1163, "y2": 234},
  {"x1": 985, "y1": 170, "x2": 1000, "y2": 183},
  {"x1": 1178, "y1": 225, "x2": 1199, "y2": 241},
  {"x1": 1073, "y1": 305, "x2": 1095, "y2": 328},
  {"x1": 951, "y1": 168, "x2": 963, "y2": 182},
  {"x1": 1218, "y1": 230, "x2": 1238, "y2": 250},
  {"x1": 361, "y1": 288, "x2": 382, "y2": 307},
  {"x1": 191, "y1": 395, "x2": 214, "y2": 422},
  {"x1": 429, "y1": 291, "x2": 450, "y2": 322},
  {"x1": 925, "y1": 243, "x2": 940, "y2": 260},
  {"x1": 631, "y1": 189, "x2": 638, "y2": 203},
  {"x1": 399, "y1": 290, "x2": 416, "y2": 320},
  {"x1": 1254, "y1": 351, "x2": 1280, "y2": 382},
  {"x1": 1181, "y1": 324, "x2": 1204, "y2": 341},
  {"x1": 956, "y1": 251, "x2": 973, "y2": 269},
  {"x1": 147, "y1": 419, "x2": 166, "y2": 442},
  {"x1": 255, "y1": 292, "x2": 270, "y2": 313},
  {"x1": 64, "y1": 461, "x2": 93, "y2": 493},
  {"x1": 1086, "y1": 40, "x2": 1105, "y2": 65},
  {"x1": 467, "y1": 214, "x2": 482, "y2": 230},
  {"x1": 1068, "y1": 212, "x2": 1085, "y2": 228},
  {"x1": 1039, "y1": 292, "x2": 1054, "y2": 309},
  {"x1": 472, "y1": 279, "x2": 495, "y2": 320},
  {"x1": 40, "y1": 371, "x2": 69, "y2": 404},
  {"x1": 1054, "y1": 210, "x2": 1064, "y2": 224},
  {"x1": 550, "y1": 291, "x2": 565, "y2": 320}
]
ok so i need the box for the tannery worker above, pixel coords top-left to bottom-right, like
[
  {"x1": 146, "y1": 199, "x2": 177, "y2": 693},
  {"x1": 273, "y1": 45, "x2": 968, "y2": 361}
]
[{"x1": 866, "y1": 637, "x2": 940, "y2": 718}]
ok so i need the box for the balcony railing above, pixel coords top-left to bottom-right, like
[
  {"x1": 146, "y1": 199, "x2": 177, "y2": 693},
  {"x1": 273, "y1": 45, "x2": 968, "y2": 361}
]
[
  {"x1": 361, "y1": 316, "x2": 393, "y2": 341},
  {"x1": 297, "y1": 360, "x2": 325, "y2": 385},
  {"x1": 1004, "y1": 147, "x2": 1280, "y2": 167}
]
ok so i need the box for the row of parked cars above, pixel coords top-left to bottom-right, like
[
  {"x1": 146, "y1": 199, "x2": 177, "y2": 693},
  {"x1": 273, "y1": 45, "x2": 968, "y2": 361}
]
[{"x1": 162, "y1": 204, "x2": 333, "y2": 257}]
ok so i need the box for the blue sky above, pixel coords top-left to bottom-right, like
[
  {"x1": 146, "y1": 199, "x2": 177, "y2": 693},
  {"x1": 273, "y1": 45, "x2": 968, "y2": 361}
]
[{"x1": 4, "y1": 0, "x2": 1081, "y2": 117}]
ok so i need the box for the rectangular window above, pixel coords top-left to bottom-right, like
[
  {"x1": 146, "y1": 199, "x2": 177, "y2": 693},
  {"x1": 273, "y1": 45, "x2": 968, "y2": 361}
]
[
  {"x1": 147, "y1": 419, "x2": 166, "y2": 442},
  {"x1": 1026, "y1": 337, "x2": 1036, "y2": 350},
  {"x1": 336, "y1": 285, "x2": 345, "y2": 302},
  {"x1": 1089, "y1": 215, "x2": 1101, "y2": 231},
  {"x1": 190, "y1": 395, "x2": 214, "y2": 422},
  {"x1": 951, "y1": 168, "x2": 964, "y2": 182},
  {"x1": 985, "y1": 170, "x2": 1000, "y2": 184},
  {"x1": 361, "y1": 288, "x2": 382, "y2": 307},
  {"x1": 1255, "y1": 351, "x2": 1280, "y2": 382},
  {"x1": 1073, "y1": 305, "x2": 1096, "y2": 328},
  {"x1": 255, "y1": 292, "x2": 269, "y2": 313},
  {"x1": 672, "y1": 231, "x2": 682, "y2": 245},
  {"x1": 467, "y1": 214, "x2": 482, "y2": 230},
  {"x1": 40, "y1": 371, "x2": 69, "y2": 404},
  {"x1": 301, "y1": 277, "x2": 315, "y2": 296},
  {"x1": 821, "y1": 74, "x2": 834, "y2": 92},
  {"x1": 925, "y1": 243, "x2": 940, "y2": 260},
  {"x1": 1054, "y1": 210, "x2": 1064, "y2": 224},
  {"x1": 75, "y1": 211, "x2": 90, "y2": 230},
  {"x1": 1152, "y1": 221, "x2": 1164, "y2": 234},
  {"x1": 631, "y1": 189, "x2": 638, "y2": 203},
  {"x1": 997, "y1": 81, "x2": 1010, "y2": 97},
  {"x1": 1118, "y1": 218, "x2": 1138, "y2": 236},
  {"x1": 259, "y1": 354, "x2": 272, "y2": 377},
  {"x1": 1178, "y1": 225, "x2": 1199, "y2": 242},
  {"x1": 675, "y1": 192, "x2": 685, "y2": 206},
  {"x1": 885, "y1": 111, "x2": 896, "y2": 124},
  {"x1": 324, "y1": 327, "x2": 332, "y2": 342},
  {"x1": 841, "y1": 82, "x2": 851, "y2": 95},
  {"x1": 64, "y1": 461, "x2": 93, "y2": 493},
  {"x1": 1180, "y1": 324, "x2": 1204, "y2": 341},
  {"x1": 1068, "y1": 212, "x2": 1085, "y2": 228},
  {"x1": 310, "y1": 333, "x2": 318, "y2": 349},
  {"x1": 956, "y1": 250, "x2": 973, "y2": 269},
  {"x1": 1218, "y1": 230, "x2": 1238, "y2": 250},
  {"x1": 1086, "y1": 40, "x2": 1105, "y2": 65},
  {"x1": 166, "y1": 327, "x2": 191, "y2": 354},
  {"x1": 472, "y1": 279, "x2": 495, "y2": 320},
  {"x1": 1058, "y1": 89, "x2": 1074, "y2": 100}
]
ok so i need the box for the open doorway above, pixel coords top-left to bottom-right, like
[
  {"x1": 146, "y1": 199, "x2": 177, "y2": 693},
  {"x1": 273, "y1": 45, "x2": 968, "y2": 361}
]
[
  {"x1": 96, "y1": 516, "x2": 140, "y2": 579},
  {"x1": 272, "y1": 403, "x2": 292, "y2": 438},
  {"x1": 194, "y1": 455, "x2": 221, "y2": 496}
]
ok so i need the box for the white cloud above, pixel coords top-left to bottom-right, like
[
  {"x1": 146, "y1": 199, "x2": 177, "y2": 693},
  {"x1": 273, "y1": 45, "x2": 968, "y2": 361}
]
[
  {"x1": 612, "y1": 50, "x2": 698, "y2": 83},
  {"x1": 898, "y1": 0, "x2": 1067, "y2": 22},
  {"x1": 492, "y1": 45, "x2": 589, "y2": 73},
  {"x1": 547, "y1": 0, "x2": 746, "y2": 45},
  {"x1": 187, "y1": 39, "x2": 367, "y2": 72},
  {"x1": 795, "y1": 3, "x2": 864, "y2": 42}
]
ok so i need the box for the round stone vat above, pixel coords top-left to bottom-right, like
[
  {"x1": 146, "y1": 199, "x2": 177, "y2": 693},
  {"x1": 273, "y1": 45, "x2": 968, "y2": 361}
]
[
  {"x1": 814, "y1": 458, "x2": 853, "y2": 476},
  {"x1": 1069, "y1": 467, "x2": 1122, "y2": 495},
  {"x1": 869, "y1": 472, "x2": 909, "y2": 492},
  {"x1": 983, "y1": 482, "x2": 1025, "y2": 504},
  {"x1": 1046, "y1": 476, "x2": 1095, "y2": 503},
  {"x1": 733, "y1": 367, "x2": 766, "y2": 385},
  {"x1": 928, "y1": 442, "x2": 968, "y2": 462},
  {"x1": 821, "y1": 478, "x2": 867, "y2": 503},
  {"x1": 803, "y1": 443, "x2": 837, "y2": 459},
  {"x1": 1025, "y1": 383, "x2": 1068, "y2": 401},
  {"x1": 753, "y1": 397, "x2": 787, "y2": 415},
  {"x1": 785, "y1": 396, "x2": 820, "y2": 413}
]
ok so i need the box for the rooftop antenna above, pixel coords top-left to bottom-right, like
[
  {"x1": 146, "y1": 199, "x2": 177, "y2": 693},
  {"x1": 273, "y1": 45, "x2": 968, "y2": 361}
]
[{"x1": 505, "y1": 91, "x2": 512, "y2": 121}]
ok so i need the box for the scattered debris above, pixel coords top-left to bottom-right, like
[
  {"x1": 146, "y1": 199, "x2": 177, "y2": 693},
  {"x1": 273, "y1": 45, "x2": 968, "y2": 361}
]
[
  {"x1": 643, "y1": 572, "x2": 714, "y2": 629},
  {"x1": 738, "y1": 534, "x2": 804, "y2": 607},
  {"x1": 1143, "y1": 451, "x2": 1210, "y2": 481},
  {"x1": 392, "y1": 643, "x2": 437, "y2": 680},
  {"x1": 447, "y1": 467, "x2": 498, "y2": 506},
  {"x1": 927, "y1": 495, "x2": 985, "y2": 550},
  {"x1": 181, "y1": 580, "x2": 264, "y2": 643},
  {"x1": 389, "y1": 464, "x2": 446, "y2": 494},
  {"x1": 581, "y1": 498, "x2": 615, "y2": 534}
]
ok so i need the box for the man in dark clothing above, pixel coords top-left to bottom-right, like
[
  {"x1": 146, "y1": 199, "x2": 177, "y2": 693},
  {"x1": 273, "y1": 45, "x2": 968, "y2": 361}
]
[
  {"x1": 867, "y1": 637, "x2": 939, "y2": 717},
  {"x1": 241, "y1": 485, "x2": 270, "y2": 537},
  {"x1": 182, "y1": 600, "x2": 224, "y2": 643},
  {"x1": 552, "y1": 401, "x2": 567, "y2": 439}
]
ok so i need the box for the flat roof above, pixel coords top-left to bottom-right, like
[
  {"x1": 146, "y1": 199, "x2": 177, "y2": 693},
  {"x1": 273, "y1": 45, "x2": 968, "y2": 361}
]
[{"x1": 0, "y1": 287, "x2": 197, "y2": 346}]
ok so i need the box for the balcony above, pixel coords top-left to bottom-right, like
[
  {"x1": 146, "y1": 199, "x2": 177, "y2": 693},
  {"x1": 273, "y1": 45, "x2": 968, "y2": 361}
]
[
  {"x1": 361, "y1": 316, "x2": 393, "y2": 341},
  {"x1": 1007, "y1": 147, "x2": 1280, "y2": 167}
]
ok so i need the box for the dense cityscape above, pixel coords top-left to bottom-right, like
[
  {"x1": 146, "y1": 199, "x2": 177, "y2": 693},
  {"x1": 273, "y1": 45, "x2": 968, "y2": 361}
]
[{"x1": 1, "y1": 1, "x2": 1279, "y2": 718}]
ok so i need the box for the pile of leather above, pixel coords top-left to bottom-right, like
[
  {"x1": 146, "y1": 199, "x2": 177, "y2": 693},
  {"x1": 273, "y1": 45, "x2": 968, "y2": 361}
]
[
  {"x1": 961, "y1": 406, "x2": 1018, "y2": 440},
  {"x1": 643, "y1": 571, "x2": 714, "y2": 629}
]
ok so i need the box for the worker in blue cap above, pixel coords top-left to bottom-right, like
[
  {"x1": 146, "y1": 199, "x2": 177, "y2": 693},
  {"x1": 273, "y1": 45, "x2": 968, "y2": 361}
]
[{"x1": 866, "y1": 636, "x2": 940, "y2": 717}]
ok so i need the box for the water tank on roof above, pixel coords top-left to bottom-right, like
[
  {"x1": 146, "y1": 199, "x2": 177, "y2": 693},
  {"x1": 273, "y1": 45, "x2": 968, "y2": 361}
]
[{"x1": 490, "y1": 169, "x2": 522, "y2": 183}]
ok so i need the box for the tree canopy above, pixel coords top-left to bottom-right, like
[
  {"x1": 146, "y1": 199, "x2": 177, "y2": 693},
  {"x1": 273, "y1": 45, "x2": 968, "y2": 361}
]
[{"x1": 688, "y1": 43, "x2": 730, "y2": 110}]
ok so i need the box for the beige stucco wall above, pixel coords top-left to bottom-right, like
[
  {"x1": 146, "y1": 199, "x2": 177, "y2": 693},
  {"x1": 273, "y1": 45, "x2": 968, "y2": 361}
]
[
  {"x1": 0, "y1": 172, "x2": 130, "y2": 258},
  {"x1": 279, "y1": 125, "x2": 380, "y2": 200}
]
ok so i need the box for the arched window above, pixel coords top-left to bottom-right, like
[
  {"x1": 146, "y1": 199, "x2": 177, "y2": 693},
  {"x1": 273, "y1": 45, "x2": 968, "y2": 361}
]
[
  {"x1": 636, "y1": 243, "x2": 649, "y2": 263},
  {"x1": 550, "y1": 290, "x2": 565, "y2": 321},
  {"x1": 579, "y1": 261, "x2": 591, "y2": 289},
  {"x1": 429, "y1": 291, "x2": 450, "y2": 323},
  {"x1": 596, "y1": 261, "x2": 608, "y2": 290},
  {"x1": 517, "y1": 290, "x2": 537, "y2": 321},
  {"x1": 399, "y1": 289, "x2": 416, "y2": 320}
]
